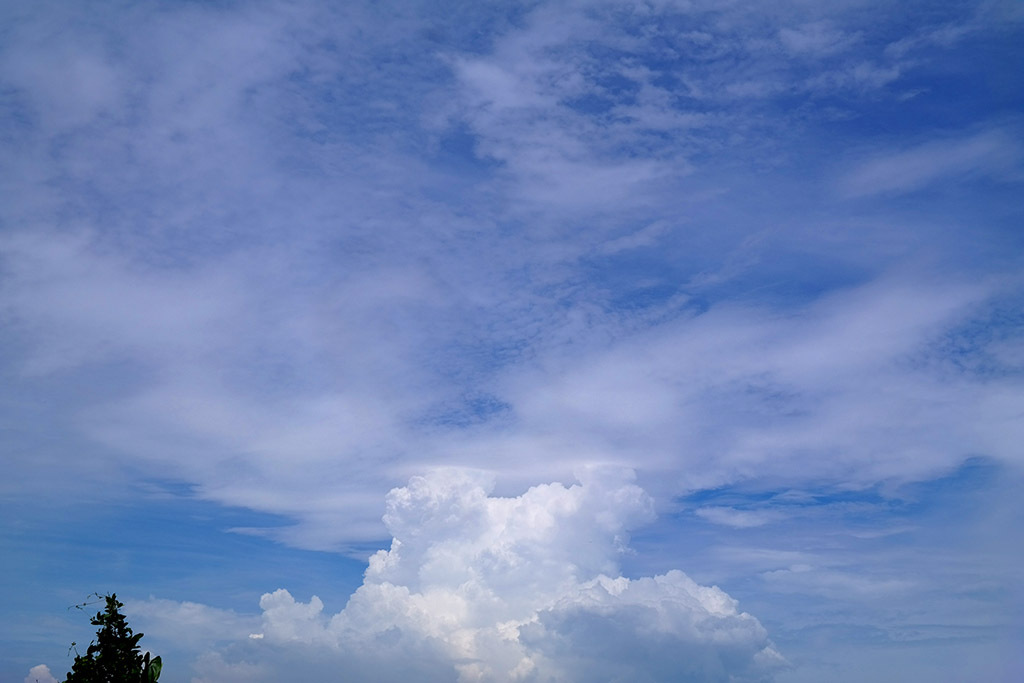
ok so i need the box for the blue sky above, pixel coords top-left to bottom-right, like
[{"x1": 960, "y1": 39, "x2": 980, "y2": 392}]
[{"x1": 1, "y1": 1, "x2": 1022, "y2": 681}]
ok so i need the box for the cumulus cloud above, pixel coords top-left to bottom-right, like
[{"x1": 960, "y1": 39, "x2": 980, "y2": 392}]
[
  {"x1": 200, "y1": 469, "x2": 782, "y2": 682},
  {"x1": 521, "y1": 572, "x2": 785, "y2": 683},
  {"x1": 24, "y1": 665, "x2": 57, "y2": 683}
]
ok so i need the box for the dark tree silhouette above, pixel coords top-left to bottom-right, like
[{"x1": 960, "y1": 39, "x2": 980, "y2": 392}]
[{"x1": 65, "y1": 593, "x2": 162, "y2": 682}]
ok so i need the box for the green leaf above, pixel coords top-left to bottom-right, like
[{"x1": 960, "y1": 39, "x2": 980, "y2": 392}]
[{"x1": 147, "y1": 655, "x2": 162, "y2": 682}]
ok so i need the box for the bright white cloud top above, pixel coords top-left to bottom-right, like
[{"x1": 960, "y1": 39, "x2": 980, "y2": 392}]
[
  {"x1": 203, "y1": 469, "x2": 781, "y2": 682},
  {"x1": 1, "y1": 0, "x2": 1022, "y2": 681}
]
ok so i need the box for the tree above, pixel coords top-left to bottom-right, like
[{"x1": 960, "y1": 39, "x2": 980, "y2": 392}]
[{"x1": 65, "y1": 593, "x2": 162, "y2": 683}]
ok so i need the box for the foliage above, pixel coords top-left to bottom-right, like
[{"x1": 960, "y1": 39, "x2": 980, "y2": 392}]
[{"x1": 65, "y1": 593, "x2": 162, "y2": 683}]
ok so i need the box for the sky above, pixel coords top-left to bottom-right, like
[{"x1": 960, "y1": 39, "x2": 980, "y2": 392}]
[{"x1": 1, "y1": 0, "x2": 1022, "y2": 681}]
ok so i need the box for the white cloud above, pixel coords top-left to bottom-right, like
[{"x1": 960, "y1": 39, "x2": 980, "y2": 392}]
[
  {"x1": 448, "y1": 4, "x2": 691, "y2": 212},
  {"x1": 124, "y1": 598, "x2": 260, "y2": 649},
  {"x1": 521, "y1": 572, "x2": 785, "y2": 683},
  {"x1": 167, "y1": 469, "x2": 782, "y2": 682},
  {"x1": 596, "y1": 220, "x2": 673, "y2": 255},
  {"x1": 24, "y1": 665, "x2": 57, "y2": 683},
  {"x1": 778, "y1": 22, "x2": 858, "y2": 57},
  {"x1": 1, "y1": 0, "x2": 1016, "y2": 555},
  {"x1": 0, "y1": 231, "x2": 246, "y2": 375},
  {"x1": 760, "y1": 565, "x2": 914, "y2": 598},
  {"x1": 839, "y1": 128, "x2": 1022, "y2": 198},
  {"x1": 191, "y1": 652, "x2": 269, "y2": 683},
  {"x1": 885, "y1": 23, "x2": 973, "y2": 59},
  {"x1": 3, "y1": 217, "x2": 1017, "y2": 552},
  {"x1": 696, "y1": 506, "x2": 787, "y2": 528},
  {"x1": 475, "y1": 273, "x2": 1012, "y2": 497}
]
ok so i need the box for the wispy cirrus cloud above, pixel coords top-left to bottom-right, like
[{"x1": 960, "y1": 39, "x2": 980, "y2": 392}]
[
  {"x1": 839, "y1": 127, "x2": 1022, "y2": 198},
  {"x1": 695, "y1": 506, "x2": 789, "y2": 528}
]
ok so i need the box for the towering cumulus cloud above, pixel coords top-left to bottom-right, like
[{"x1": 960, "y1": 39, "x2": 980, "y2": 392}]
[{"x1": 227, "y1": 469, "x2": 783, "y2": 682}]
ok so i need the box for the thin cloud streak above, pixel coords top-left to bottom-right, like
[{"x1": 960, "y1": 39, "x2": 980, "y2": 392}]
[{"x1": 839, "y1": 127, "x2": 1022, "y2": 198}]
